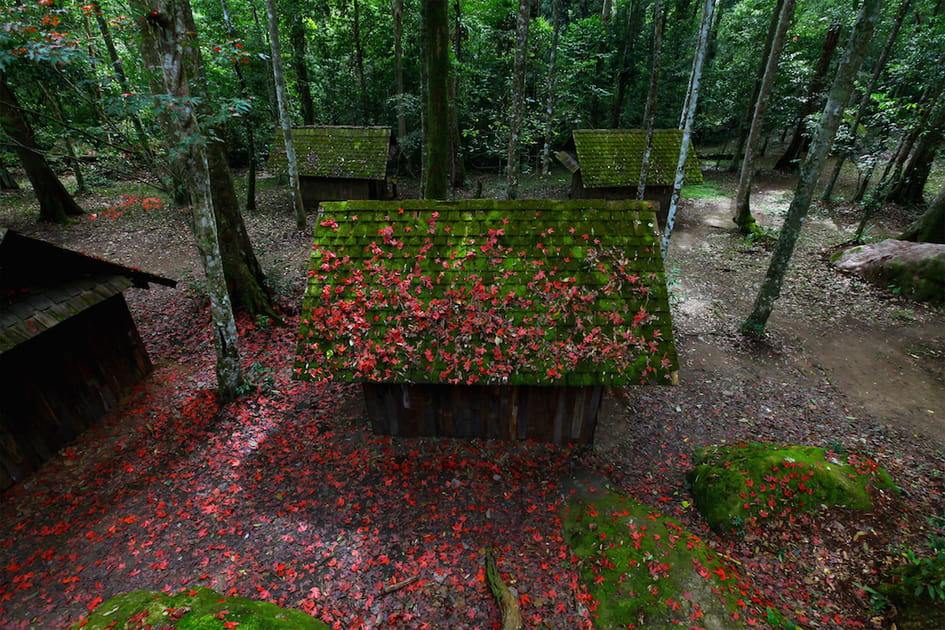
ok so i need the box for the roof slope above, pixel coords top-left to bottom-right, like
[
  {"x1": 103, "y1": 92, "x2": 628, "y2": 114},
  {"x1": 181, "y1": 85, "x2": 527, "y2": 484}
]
[
  {"x1": 0, "y1": 228, "x2": 175, "y2": 353},
  {"x1": 294, "y1": 199, "x2": 678, "y2": 387},
  {"x1": 572, "y1": 129, "x2": 703, "y2": 188},
  {"x1": 269, "y1": 126, "x2": 391, "y2": 180}
]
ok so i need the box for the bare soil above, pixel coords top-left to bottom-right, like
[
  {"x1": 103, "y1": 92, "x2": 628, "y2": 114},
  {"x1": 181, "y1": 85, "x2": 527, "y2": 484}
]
[{"x1": 1, "y1": 168, "x2": 943, "y2": 629}]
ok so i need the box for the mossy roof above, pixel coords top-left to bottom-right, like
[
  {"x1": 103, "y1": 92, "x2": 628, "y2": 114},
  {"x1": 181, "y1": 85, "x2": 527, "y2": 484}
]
[
  {"x1": 0, "y1": 228, "x2": 176, "y2": 354},
  {"x1": 294, "y1": 199, "x2": 678, "y2": 387},
  {"x1": 571, "y1": 129, "x2": 703, "y2": 188},
  {"x1": 268, "y1": 126, "x2": 391, "y2": 180}
]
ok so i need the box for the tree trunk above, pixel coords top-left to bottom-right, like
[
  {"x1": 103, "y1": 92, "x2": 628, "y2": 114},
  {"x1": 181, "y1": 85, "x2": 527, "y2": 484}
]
[
  {"x1": 541, "y1": 0, "x2": 561, "y2": 178},
  {"x1": 0, "y1": 75, "x2": 83, "y2": 223},
  {"x1": 636, "y1": 0, "x2": 666, "y2": 201},
  {"x1": 220, "y1": 0, "x2": 258, "y2": 213},
  {"x1": 448, "y1": 0, "x2": 466, "y2": 188},
  {"x1": 352, "y1": 0, "x2": 368, "y2": 123},
  {"x1": 744, "y1": 0, "x2": 882, "y2": 336},
  {"x1": 422, "y1": 0, "x2": 450, "y2": 200},
  {"x1": 0, "y1": 164, "x2": 18, "y2": 190},
  {"x1": 774, "y1": 22, "x2": 843, "y2": 172},
  {"x1": 289, "y1": 19, "x2": 315, "y2": 125},
  {"x1": 661, "y1": 0, "x2": 715, "y2": 254},
  {"x1": 821, "y1": 0, "x2": 911, "y2": 201},
  {"x1": 733, "y1": 0, "x2": 796, "y2": 232},
  {"x1": 899, "y1": 183, "x2": 945, "y2": 243},
  {"x1": 881, "y1": 102, "x2": 945, "y2": 205},
  {"x1": 131, "y1": 0, "x2": 243, "y2": 399},
  {"x1": 505, "y1": 0, "x2": 531, "y2": 199},
  {"x1": 609, "y1": 0, "x2": 639, "y2": 128},
  {"x1": 267, "y1": 0, "x2": 307, "y2": 229},
  {"x1": 393, "y1": 0, "x2": 407, "y2": 143},
  {"x1": 729, "y1": 0, "x2": 784, "y2": 173}
]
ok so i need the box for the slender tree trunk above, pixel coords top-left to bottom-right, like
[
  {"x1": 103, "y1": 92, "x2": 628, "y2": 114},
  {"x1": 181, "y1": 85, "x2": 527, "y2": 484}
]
[
  {"x1": 289, "y1": 19, "x2": 315, "y2": 125},
  {"x1": 0, "y1": 75, "x2": 83, "y2": 223},
  {"x1": 541, "y1": 0, "x2": 561, "y2": 178},
  {"x1": 422, "y1": 0, "x2": 450, "y2": 200},
  {"x1": 267, "y1": 0, "x2": 307, "y2": 229},
  {"x1": 821, "y1": 0, "x2": 911, "y2": 201},
  {"x1": 505, "y1": 0, "x2": 531, "y2": 199},
  {"x1": 220, "y1": 0, "x2": 257, "y2": 212},
  {"x1": 131, "y1": 0, "x2": 243, "y2": 399},
  {"x1": 352, "y1": 0, "x2": 368, "y2": 123},
  {"x1": 636, "y1": 0, "x2": 665, "y2": 201},
  {"x1": 90, "y1": 2, "x2": 153, "y2": 160},
  {"x1": 881, "y1": 102, "x2": 945, "y2": 205},
  {"x1": 609, "y1": 0, "x2": 639, "y2": 128},
  {"x1": 0, "y1": 164, "x2": 17, "y2": 190},
  {"x1": 729, "y1": 0, "x2": 784, "y2": 173},
  {"x1": 744, "y1": 0, "x2": 882, "y2": 336},
  {"x1": 733, "y1": 0, "x2": 796, "y2": 232},
  {"x1": 899, "y1": 182, "x2": 945, "y2": 243},
  {"x1": 393, "y1": 0, "x2": 407, "y2": 143},
  {"x1": 448, "y1": 0, "x2": 466, "y2": 188},
  {"x1": 774, "y1": 22, "x2": 843, "y2": 172},
  {"x1": 661, "y1": 0, "x2": 715, "y2": 254}
]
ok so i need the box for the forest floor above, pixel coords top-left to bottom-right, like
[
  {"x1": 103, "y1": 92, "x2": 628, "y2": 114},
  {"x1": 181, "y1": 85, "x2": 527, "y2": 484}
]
[{"x1": 0, "y1": 166, "x2": 943, "y2": 629}]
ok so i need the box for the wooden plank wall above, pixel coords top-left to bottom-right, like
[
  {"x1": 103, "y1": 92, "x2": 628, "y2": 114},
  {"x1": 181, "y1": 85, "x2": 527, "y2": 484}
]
[
  {"x1": 0, "y1": 295, "x2": 152, "y2": 491},
  {"x1": 362, "y1": 383, "x2": 603, "y2": 444},
  {"x1": 300, "y1": 177, "x2": 386, "y2": 210}
]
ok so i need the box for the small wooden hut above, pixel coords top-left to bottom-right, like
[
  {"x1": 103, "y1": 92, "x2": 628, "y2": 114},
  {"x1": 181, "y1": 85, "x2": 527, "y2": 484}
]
[
  {"x1": 293, "y1": 199, "x2": 678, "y2": 445},
  {"x1": 268, "y1": 126, "x2": 394, "y2": 210},
  {"x1": 559, "y1": 129, "x2": 703, "y2": 226},
  {"x1": 0, "y1": 229, "x2": 175, "y2": 490}
]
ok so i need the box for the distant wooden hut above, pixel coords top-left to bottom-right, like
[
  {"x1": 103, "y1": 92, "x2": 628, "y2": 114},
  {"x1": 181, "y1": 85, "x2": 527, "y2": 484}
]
[
  {"x1": 0, "y1": 229, "x2": 175, "y2": 491},
  {"x1": 559, "y1": 129, "x2": 703, "y2": 226},
  {"x1": 293, "y1": 199, "x2": 678, "y2": 445},
  {"x1": 268, "y1": 126, "x2": 394, "y2": 210}
]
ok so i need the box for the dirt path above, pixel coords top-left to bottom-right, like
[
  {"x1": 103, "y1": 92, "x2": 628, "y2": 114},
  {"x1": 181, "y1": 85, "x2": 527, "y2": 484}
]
[{"x1": 666, "y1": 184, "x2": 945, "y2": 445}]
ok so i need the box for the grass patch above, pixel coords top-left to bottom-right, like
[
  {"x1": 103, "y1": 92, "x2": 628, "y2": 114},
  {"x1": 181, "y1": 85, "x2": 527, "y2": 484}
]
[{"x1": 681, "y1": 181, "x2": 729, "y2": 200}]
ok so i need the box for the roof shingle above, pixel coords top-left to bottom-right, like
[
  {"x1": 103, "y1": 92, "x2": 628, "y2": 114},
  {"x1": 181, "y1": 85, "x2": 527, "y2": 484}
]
[
  {"x1": 269, "y1": 126, "x2": 391, "y2": 180},
  {"x1": 571, "y1": 129, "x2": 703, "y2": 188}
]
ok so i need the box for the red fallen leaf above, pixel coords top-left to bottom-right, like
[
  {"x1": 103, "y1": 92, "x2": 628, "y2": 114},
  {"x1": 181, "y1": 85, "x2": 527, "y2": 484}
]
[
  {"x1": 223, "y1": 622, "x2": 240, "y2": 629},
  {"x1": 86, "y1": 596, "x2": 102, "y2": 612}
]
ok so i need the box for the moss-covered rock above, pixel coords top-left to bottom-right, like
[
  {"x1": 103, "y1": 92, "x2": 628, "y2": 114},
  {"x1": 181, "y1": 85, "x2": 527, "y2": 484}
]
[
  {"x1": 562, "y1": 487, "x2": 758, "y2": 629},
  {"x1": 688, "y1": 443, "x2": 895, "y2": 533},
  {"x1": 73, "y1": 587, "x2": 328, "y2": 629}
]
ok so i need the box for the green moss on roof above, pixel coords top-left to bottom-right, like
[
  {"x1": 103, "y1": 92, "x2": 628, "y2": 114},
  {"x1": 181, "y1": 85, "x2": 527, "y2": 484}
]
[
  {"x1": 269, "y1": 126, "x2": 390, "y2": 180},
  {"x1": 294, "y1": 199, "x2": 678, "y2": 387},
  {"x1": 572, "y1": 129, "x2": 703, "y2": 188}
]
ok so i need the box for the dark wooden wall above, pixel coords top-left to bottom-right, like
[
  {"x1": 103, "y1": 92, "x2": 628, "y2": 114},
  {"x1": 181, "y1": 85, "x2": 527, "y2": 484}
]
[
  {"x1": 570, "y1": 173, "x2": 670, "y2": 227},
  {"x1": 362, "y1": 383, "x2": 603, "y2": 444},
  {"x1": 300, "y1": 177, "x2": 387, "y2": 210},
  {"x1": 0, "y1": 295, "x2": 152, "y2": 491}
]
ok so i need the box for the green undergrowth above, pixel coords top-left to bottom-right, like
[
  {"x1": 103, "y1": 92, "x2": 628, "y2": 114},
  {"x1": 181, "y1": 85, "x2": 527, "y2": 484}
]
[
  {"x1": 74, "y1": 587, "x2": 328, "y2": 629},
  {"x1": 562, "y1": 487, "x2": 761, "y2": 629},
  {"x1": 869, "y1": 536, "x2": 945, "y2": 629},
  {"x1": 688, "y1": 442, "x2": 895, "y2": 534},
  {"x1": 680, "y1": 182, "x2": 729, "y2": 200}
]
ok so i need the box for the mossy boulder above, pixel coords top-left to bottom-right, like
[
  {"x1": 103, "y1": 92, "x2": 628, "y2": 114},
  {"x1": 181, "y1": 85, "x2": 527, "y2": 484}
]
[
  {"x1": 73, "y1": 587, "x2": 328, "y2": 629},
  {"x1": 688, "y1": 443, "x2": 895, "y2": 533},
  {"x1": 562, "y1": 487, "x2": 758, "y2": 629},
  {"x1": 832, "y1": 239, "x2": 945, "y2": 302}
]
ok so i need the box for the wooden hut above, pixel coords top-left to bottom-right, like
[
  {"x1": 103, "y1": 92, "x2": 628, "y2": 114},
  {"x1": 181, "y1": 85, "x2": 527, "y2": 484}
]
[
  {"x1": 268, "y1": 126, "x2": 394, "y2": 210},
  {"x1": 293, "y1": 199, "x2": 678, "y2": 445},
  {"x1": 0, "y1": 229, "x2": 175, "y2": 490},
  {"x1": 559, "y1": 129, "x2": 703, "y2": 226}
]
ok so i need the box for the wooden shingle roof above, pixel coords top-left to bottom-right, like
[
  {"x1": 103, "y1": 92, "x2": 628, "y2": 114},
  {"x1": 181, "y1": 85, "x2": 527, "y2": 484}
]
[
  {"x1": 570, "y1": 129, "x2": 703, "y2": 188},
  {"x1": 294, "y1": 199, "x2": 678, "y2": 387},
  {"x1": 0, "y1": 228, "x2": 175, "y2": 354},
  {"x1": 269, "y1": 126, "x2": 391, "y2": 180}
]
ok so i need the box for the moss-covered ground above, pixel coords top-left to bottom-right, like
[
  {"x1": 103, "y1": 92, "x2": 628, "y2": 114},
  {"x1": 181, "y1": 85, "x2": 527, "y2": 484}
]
[
  {"x1": 562, "y1": 485, "x2": 763, "y2": 629},
  {"x1": 74, "y1": 587, "x2": 328, "y2": 629},
  {"x1": 688, "y1": 442, "x2": 896, "y2": 533}
]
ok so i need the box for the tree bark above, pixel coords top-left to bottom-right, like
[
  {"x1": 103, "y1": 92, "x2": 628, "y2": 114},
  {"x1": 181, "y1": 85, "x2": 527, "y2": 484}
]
[
  {"x1": 448, "y1": 0, "x2": 466, "y2": 188},
  {"x1": 289, "y1": 19, "x2": 315, "y2": 126},
  {"x1": 733, "y1": 0, "x2": 796, "y2": 232},
  {"x1": 899, "y1": 183, "x2": 945, "y2": 243},
  {"x1": 352, "y1": 0, "x2": 368, "y2": 123},
  {"x1": 881, "y1": 102, "x2": 945, "y2": 205},
  {"x1": 609, "y1": 0, "x2": 639, "y2": 128},
  {"x1": 661, "y1": 0, "x2": 715, "y2": 254},
  {"x1": 729, "y1": 0, "x2": 784, "y2": 173},
  {"x1": 0, "y1": 164, "x2": 18, "y2": 190},
  {"x1": 774, "y1": 22, "x2": 843, "y2": 172},
  {"x1": 131, "y1": 0, "x2": 243, "y2": 399},
  {"x1": 821, "y1": 0, "x2": 911, "y2": 201},
  {"x1": 393, "y1": 0, "x2": 407, "y2": 144},
  {"x1": 505, "y1": 0, "x2": 531, "y2": 199},
  {"x1": 422, "y1": 0, "x2": 450, "y2": 200},
  {"x1": 744, "y1": 0, "x2": 882, "y2": 336},
  {"x1": 541, "y1": 0, "x2": 562, "y2": 177},
  {"x1": 636, "y1": 0, "x2": 666, "y2": 201},
  {"x1": 267, "y1": 0, "x2": 307, "y2": 229},
  {"x1": 220, "y1": 0, "x2": 258, "y2": 213},
  {"x1": 0, "y1": 74, "x2": 83, "y2": 223}
]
